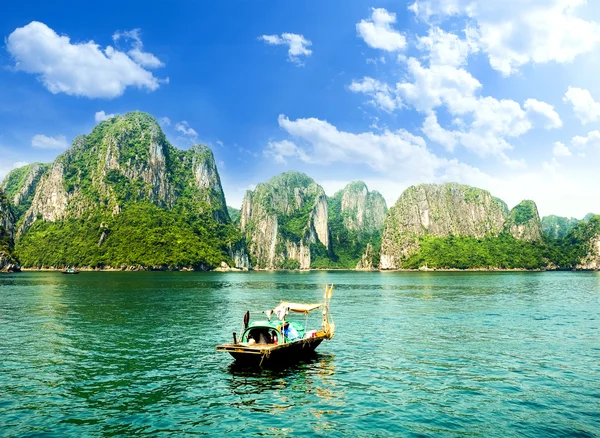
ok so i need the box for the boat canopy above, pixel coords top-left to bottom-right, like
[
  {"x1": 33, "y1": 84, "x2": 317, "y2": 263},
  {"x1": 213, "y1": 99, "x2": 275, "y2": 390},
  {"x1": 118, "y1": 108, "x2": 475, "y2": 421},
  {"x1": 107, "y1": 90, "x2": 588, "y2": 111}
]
[{"x1": 277, "y1": 301, "x2": 323, "y2": 314}]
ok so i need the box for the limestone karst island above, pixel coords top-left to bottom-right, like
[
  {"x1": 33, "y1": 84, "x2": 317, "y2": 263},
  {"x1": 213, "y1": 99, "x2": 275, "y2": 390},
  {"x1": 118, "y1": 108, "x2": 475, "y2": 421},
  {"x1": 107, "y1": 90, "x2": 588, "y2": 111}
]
[{"x1": 1, "y1": 112, "x2": 599, "y2": 273}]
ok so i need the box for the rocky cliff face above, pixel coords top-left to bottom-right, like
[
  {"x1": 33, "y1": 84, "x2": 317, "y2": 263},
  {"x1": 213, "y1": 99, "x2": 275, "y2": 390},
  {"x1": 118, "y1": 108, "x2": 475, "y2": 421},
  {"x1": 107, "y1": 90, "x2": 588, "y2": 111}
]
[
  {"x1": 1, "y1": 163, "x2": 49, "y2": 222},
  {"x1": 504, "y1": 200, "x2": 543, "y2": 242},
  {"x1": 0, "y1": 190, "x2": 19, "y2": 272},
  {"x1": 240, "y1": 172, "x2": 331, "y2": 269},
  {"x1": 337, "y1": 181, "x2": 387, "y2": 234},
  {"x1": 328, "y1": 181, "x2": 387, "y2": 269},
  {"x1": 15, "y1": 112, "x2": 249, "y2": 270},
  {"x1": 380, "y1": 183, "x2": 509, "y2": 269},
  {"x1": 572, "y1": 216, "x2": 600, "y2": 270}
]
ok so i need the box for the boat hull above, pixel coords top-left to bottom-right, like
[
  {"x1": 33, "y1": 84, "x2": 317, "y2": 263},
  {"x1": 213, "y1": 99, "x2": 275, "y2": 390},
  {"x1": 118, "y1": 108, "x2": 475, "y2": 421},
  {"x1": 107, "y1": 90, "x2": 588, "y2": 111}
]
[{"x1": 217, "y1": 336, "x2": 326, "y2": 367}]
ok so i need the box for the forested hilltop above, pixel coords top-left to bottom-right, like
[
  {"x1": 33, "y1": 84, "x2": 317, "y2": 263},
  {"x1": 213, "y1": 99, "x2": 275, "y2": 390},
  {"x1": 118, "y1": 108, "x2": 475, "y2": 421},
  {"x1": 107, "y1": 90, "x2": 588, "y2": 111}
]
[
  {"x1": 2, "y1": 112, "x2": 600, "y2": 272},
  {"x1": 1, "y1": 112, "x2": 249, "y2": 270}
]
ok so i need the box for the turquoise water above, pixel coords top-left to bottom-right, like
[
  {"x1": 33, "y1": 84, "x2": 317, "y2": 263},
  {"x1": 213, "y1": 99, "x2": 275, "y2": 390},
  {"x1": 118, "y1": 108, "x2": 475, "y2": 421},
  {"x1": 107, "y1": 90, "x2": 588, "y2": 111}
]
[{"x1": 1, "y1": 271, "x2": 599, "y2": 437}]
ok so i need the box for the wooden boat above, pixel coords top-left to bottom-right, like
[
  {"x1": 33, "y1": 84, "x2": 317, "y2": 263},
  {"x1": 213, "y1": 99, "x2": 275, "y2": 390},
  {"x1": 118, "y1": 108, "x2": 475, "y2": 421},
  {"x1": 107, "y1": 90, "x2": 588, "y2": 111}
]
[
  {"x1": 61, "y1": 268, "x2": 80, "y2": 274},
  {"x1": 217, "y1": 284, "x2": 335, "y2": 366}
]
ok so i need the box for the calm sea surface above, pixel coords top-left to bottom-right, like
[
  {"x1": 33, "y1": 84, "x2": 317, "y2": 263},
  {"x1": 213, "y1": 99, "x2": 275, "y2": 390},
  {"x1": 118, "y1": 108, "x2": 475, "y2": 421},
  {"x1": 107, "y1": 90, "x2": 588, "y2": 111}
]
[{"x1": 1, "y1": 271, "x2": 599, "y2": 437}]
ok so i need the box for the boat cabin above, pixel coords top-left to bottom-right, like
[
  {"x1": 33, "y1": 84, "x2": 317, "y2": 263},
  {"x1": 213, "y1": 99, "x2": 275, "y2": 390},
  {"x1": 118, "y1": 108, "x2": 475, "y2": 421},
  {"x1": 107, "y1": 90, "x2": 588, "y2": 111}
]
[{"x1": 241, "y1": 320, "x2": 306, "y2": 345}]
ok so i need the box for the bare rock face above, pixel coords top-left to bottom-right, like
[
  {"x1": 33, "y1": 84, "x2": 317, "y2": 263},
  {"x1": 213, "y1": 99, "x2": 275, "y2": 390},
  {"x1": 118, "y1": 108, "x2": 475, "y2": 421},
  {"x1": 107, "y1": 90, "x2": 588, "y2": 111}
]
[
  {"x1": 339, "y1": 181, "x2": 387, "y2": 234},
  {"x1": 380, "y1": 183, "x2": 509, "y2": 269},
  {"x1": 328, "y1": 181, "x2": 388, "y2": 268},
  {"x1": 504, "y1": 200, "x2": 543, "y2": 242},
  {"x1": 356, "y1": 243, "x2": 375, "y2": 270},
  {"x1": 576, "y1": 234, "x2": 600, "y2": 270},
  {"x1": 240, "y1": 171, "x2": 331, "y2": 269},
  {"x1": 1, "y1": 163, "x2": 49, "y2": 221},
  {"x1": 21, "y1": 162, "x2": 69, "y2": 232}
]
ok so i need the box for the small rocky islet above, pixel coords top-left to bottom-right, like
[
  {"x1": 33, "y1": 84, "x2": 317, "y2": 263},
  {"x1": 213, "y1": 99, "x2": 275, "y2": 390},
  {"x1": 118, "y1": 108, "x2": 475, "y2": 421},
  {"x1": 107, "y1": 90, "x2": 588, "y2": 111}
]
[{"x1": 1, "y1": 111, "x2": 599, "y2": 272}]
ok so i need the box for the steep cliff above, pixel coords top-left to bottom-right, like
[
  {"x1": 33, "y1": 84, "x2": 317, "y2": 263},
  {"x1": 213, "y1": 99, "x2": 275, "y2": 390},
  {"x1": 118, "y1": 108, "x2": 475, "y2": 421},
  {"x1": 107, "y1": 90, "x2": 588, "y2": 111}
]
[
  {"x1": 541, "y1": 214, "x2": 595, "y2": 239},
  {"x1": 15, "y1": 112, "x2": 249, "y2": 270},
  {"x1": 380, "y1": 183, "x2": 509, "y2": 269},
  {"x1": 327, "y1": 181, "x2": 387, "y2": 269},
  {"x1": 240, "y1": 171, "x2": 330, "y2": 269},
  {"x1": 504, "y1": 200, "x2": 543, "y2": 242},
  {"x1": 1, "y1": 163, "x2": 49, "y2": 223},
  {"x1": 0, "y1": 190, "x2": 19, "y2": 272}
]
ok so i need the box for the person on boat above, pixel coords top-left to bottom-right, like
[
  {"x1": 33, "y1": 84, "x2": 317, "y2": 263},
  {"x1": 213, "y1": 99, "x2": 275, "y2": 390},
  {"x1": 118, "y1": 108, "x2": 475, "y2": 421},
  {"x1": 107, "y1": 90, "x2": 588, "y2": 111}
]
[{"x1": 283, "y1": 322, "x2": 299, "y2": 341}]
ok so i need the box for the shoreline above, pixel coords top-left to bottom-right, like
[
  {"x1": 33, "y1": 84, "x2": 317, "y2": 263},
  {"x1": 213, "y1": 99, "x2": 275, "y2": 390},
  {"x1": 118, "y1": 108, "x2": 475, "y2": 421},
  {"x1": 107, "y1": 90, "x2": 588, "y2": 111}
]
[{"x1": 15, "y1": 266, "x2": 596, "y2": 273}]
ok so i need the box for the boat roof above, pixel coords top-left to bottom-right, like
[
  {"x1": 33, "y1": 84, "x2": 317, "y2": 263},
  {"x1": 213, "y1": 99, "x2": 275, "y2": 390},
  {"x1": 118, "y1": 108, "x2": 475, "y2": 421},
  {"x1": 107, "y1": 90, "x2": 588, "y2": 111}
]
[{"x1": 278, "y1": 301, "x2": 323, "y2": 313}]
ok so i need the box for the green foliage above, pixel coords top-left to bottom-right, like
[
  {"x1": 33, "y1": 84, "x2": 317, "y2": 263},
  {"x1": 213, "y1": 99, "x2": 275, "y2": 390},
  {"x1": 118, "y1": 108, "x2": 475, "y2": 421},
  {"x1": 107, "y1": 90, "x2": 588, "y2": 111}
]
[
  {"x1": 280, "y1": 259, "x2": 300, "y2": 270},
  {"x1": 404, "y1": 234, "x2": 547, "y2": 269},
  {"x1": 228, "y1": 206, "x2": 240, "y2": 226},
  {"x1": 541, "y1": 214, "x2": 595, "y2": 239},
  {"x1": 402, "y1": 217, "x2": 600, "y2": 270},
  {"x1": 544, "y1": 215, "x2": 600, "y2": 268},
  {"x1": 278, "y1": 200, "x2": 314, "y2": 243},
  {"x1": 16, "y1": 202, "x2": 241, "y2": 269},
  {"x1": 509, "y1": 200, "x2": 538, "y2": 225}
]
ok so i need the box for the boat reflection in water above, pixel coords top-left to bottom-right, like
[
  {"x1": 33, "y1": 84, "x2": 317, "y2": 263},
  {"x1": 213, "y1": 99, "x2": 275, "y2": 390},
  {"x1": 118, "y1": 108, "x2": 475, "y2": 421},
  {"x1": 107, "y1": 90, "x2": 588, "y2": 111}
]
[{"x1": 216, "y1": 285, "x2": 335, "y2": 367}]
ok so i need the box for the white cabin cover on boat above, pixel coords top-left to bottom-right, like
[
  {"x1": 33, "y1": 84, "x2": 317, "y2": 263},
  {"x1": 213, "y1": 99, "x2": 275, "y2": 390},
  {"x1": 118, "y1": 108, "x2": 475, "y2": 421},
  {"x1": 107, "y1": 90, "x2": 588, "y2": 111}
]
[{"x1": 277, "y1": 302, "x2": 323, "y2": 314}]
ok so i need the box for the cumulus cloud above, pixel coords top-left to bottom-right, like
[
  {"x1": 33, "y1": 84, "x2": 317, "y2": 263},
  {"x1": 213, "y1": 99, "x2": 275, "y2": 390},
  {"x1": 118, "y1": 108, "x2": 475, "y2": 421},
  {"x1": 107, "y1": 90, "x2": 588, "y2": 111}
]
[
  {"x1": 564, "y1": 86, "x2": 600, "y2": 124},
  {"x1": 350, "y1": 12, "x2": 562, "y2": 165},
  {"x1": 259, "y1": 33, "x2": 312, "y2": 64},
  {"x1": 264, "y1": 140, "x2": 310, "y2": 164},
  {"x1": 95, "y1": 111, "x2": 117, "y2": 122},
  {"x1": 158, "y1": 117, "x2": 171, "y2": 126},
  {"x1": 571, "y1": 130, "x2": 600, "y2": 149},
  {"x1": 6, "y1": 21, "x2": 164, "y2": 98},
  {"x1": 349, "y1": 77, "x2": 401, "y2": 112},
  {"x1": 175, "y1": 121, "x2": 198, "y2": 138},
  {"x1": 357, "y1": 8, "x2": 407, "y2": 52},
  {"x1": 113, "y1": 28, "x2": 164, "y2": 68},
  {"x1": 268, "y1": 114, "x2": 492, "y2": 184},
  {"x1": 31, "y1": 134, "x2": 69, "y2": 149},
  {"x1": 524, "y1": 99, "x2": 562, "y2": 129},
  {"x1": 552, "y1": 141, "x2": 571, "y2": 157},
  {"x1": 409, "y1": 0, "x2": 600, "y2": 75}
]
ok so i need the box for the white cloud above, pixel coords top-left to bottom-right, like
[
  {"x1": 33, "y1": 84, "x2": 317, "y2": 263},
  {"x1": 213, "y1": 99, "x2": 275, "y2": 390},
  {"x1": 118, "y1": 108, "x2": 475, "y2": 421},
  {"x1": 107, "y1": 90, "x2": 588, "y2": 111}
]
[
  {"x1": 352, "y1": 25, "x2": 561, "y2": 165},
  {"x1": 259, "y1": 33, "x2": 312, "y2": 64},
  {"x1": 409, "y1": 0, "x2": 600, "y2": 75},
  {"x1": 417, "y1": 26, "x2": 478, "y2": 67},
  {"x1": 422, "y1": 113, "x2": 458, "y2": 151},
  {"x1": 264, "y1": 139, "x2": 310, "y2": 164},
  {"x1": 357, "y1": 8, "x2": 407, "y2": 52},
  {"x1": 564, "y1": 86, "x2": 600, "y2": 124},
  {"x1": 571, "y1": 130, "x2": 600, "y2": 149},
  {"x1": 31, "y1": 134, "x2": 69, "y2": 149},
  {"x1": 7, "y1": 21, "x2": 164, "y2": 98},
  {"x1": 113, "y1": 28, "x2": 164, "y2": 68},
  {"x1": 349, "y1": 77, "x2": 401, "y2": 112},
  {"x1": 552, "y1": 141, "x2": 571, "y2": 157},
  {"x1": 159, "y1": 117, "x2": 171, "y2": 126},
  {"x1": 95, "y1": 110, "x2": 117, "y2": 122},
  {"x1": 270, "y1": 114, "x2": 492, "y2": 184},
  {"x1": 524, "y1": 99, "x2": 562, "y2": 129},
  {"x1": 175, "y1": 121, "x2": 198, "y2": 138}
]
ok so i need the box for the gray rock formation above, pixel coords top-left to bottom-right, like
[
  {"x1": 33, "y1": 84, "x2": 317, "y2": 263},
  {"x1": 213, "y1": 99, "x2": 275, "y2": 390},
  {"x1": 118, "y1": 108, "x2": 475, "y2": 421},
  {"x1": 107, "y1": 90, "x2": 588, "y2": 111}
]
[
  {"x1": 380, "y1": 183, "x2": 509, "y2": 269},
  {"x1": 240, "y1": 171, "x2": 330, "y2": 269},
  {"x1": 504, "y1": 200, "x2": 543, "y2": 242}
]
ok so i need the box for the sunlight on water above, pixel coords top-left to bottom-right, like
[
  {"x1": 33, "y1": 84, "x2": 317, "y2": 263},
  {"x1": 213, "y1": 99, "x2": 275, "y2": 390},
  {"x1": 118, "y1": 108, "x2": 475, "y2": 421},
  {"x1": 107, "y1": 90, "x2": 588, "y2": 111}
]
[{"x1": 1, "y1": 271, "x2": 599, "y2": 436}]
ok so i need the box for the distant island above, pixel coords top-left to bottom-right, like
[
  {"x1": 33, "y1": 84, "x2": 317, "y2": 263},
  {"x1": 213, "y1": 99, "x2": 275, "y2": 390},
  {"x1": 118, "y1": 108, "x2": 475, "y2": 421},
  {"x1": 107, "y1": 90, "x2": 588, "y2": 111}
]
[{"x1": 1, "y1": 111, "x2": 599, "y2": 272}]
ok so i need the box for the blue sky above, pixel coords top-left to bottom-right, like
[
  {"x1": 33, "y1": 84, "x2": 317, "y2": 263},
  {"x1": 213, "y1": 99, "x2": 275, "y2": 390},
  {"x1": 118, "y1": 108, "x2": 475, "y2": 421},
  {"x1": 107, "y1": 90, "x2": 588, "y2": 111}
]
[{"x1": 2, "y1": 0, "x2": 600, "y2": 217}]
